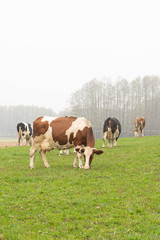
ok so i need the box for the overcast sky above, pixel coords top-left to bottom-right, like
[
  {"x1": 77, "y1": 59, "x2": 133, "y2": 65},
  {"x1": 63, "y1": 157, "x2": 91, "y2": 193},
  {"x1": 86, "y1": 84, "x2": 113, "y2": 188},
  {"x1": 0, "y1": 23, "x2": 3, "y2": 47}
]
[{"x1": 0, "y1": 0, "x2": 160, "y2": 113}]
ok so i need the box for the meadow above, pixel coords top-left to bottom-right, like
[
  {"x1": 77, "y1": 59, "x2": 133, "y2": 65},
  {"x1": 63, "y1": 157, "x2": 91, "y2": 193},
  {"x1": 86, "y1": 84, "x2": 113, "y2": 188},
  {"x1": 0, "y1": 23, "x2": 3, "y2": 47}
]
[{"x1": 0, "y1": 136, "x2": 160, "y2": 240}]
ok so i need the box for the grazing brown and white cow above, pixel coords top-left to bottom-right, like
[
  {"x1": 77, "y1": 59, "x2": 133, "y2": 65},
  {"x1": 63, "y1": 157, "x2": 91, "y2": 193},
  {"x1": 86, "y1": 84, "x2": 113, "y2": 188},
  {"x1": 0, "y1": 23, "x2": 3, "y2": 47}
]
[
  {"x1": 17, "y1": 122, "x2": 33, "y2": 146},
  {"x1": 30, "y1": 116, "x2": 103, "y2": 169},
  {"x1": 102, "y1": 117, "x2": 121, "y2": 148},
  {"x1": 133, "y1": 117, "x2": 145, "y2": 137}
]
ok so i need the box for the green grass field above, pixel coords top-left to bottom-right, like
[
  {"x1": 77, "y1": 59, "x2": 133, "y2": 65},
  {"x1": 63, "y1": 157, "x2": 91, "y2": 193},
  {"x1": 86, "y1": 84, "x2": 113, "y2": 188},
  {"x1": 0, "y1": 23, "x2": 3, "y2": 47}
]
[{"x1": 0, "y1": 136, "x2": 160, "y2": 240}]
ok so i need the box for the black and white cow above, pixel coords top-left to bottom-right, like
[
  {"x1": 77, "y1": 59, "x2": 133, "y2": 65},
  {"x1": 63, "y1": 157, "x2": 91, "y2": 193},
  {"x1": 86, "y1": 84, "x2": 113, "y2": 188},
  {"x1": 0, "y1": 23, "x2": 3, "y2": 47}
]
[
  {"x1": 17, "y1": 122, "x2": 33, "y2": 146},
  {"x1": 102, "y1": 117, "x2": 121, "y2": 148}
]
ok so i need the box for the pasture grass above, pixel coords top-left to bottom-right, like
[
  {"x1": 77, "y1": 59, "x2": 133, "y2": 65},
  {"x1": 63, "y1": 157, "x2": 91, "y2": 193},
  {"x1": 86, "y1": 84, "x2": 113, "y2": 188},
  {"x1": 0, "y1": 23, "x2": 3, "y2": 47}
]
[{"x1": 0, "y1": 136, "x2": 160, "y2": 239}]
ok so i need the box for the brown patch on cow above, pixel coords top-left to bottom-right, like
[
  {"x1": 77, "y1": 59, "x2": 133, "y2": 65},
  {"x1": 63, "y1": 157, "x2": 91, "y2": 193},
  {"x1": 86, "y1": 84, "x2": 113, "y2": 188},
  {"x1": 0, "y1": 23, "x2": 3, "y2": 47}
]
[
  {"x1": 69, "y1": 132, "x2": 74, "y2": 144},
  {"x1": 73, "y1": 129, "x2": 87, "y2": 146},
  {"x1": 73, "y1": 127, "x2": 95, "y2": 147},
  {"x1": 50, "y1": 117, "x2": 77, "y2": 145},
  {"x1": 86, "y1": 127, "x2": 95, "y2": 147},
  {"x1": 33, "y1": 117, "x2": 49, "y2": 137}
]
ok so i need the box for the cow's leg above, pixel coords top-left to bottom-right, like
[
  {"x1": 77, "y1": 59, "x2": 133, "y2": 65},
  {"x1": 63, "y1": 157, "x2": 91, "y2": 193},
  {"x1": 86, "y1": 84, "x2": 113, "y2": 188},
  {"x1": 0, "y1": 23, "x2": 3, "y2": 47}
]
[
  {"x1": 31, "y1": 137, "x2": 33, "y2": 146},
  {"x1": 64, "y1": 149, "x2": 69, "y2": 155},
  {"x1": 73, "y1": 148, "x2": 77, "y2": 167},
  {"x1": 73, "y1": 152, "x2": 83, "y2": 168},
  {"x1": 30, "y1": 144, "x2": 39, "y2": 169},
  {"x1": 112, "y1": 133, "x2": 116, "y2": 147},
  {"x1": 107, "y1": 129, "x2": 113, "y2": 148},
  {"x1": 18, "y1": 135, "x2": 21, "y2": 146},
  {"x1": 113, "y1": 129, "x2": 119, "y2": 147},
  {"x1": 102, "y1": 132, "x2": 107, "y2": 148},
  {"x1": 108, "y1": 141, "x2": 112, "y2": 148},
  {"x1": 26, "y1": 139, "x2": 30, "y2": 146},
  {"x1": 73, "y1": 152, "x2": 78, "y2": 167},
  {"x1": 113, "y1": 139, "x2": 117, "y2": 147},
  {"x1": 59, "y1": 150, "x2": 63, "y2": 156},
  {"x1": 39, "y1": 149, "x2": 50, "y2": 168},
  {"x1": 135, "y1": 131, "x2": 138, "y2": 137},
  {"x1": 29, "y1": 137, "x2": 33, "y2": 146},
  {"x1": 78, "y1": 152, "x2": 83, "y2": 168},
  {"x1": 137, "y1": 127, "x2": 140, "y2": 137}
]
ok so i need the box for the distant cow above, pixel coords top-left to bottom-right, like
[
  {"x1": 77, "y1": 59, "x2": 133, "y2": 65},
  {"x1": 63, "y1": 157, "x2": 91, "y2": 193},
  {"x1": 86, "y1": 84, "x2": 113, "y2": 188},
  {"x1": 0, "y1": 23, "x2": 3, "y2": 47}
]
[
  {"x1": 30, "y1": 116, "x2": 103, "y2": 169},
  {"x1": 102, "y1": 117, "x2": 121, "y2": 148},
  {"x1": 17, "y1": 122, "x2": 33, "y2": 146},
  {"x1": 133, "y1": 117, "x2": 145, "y2": 137}
]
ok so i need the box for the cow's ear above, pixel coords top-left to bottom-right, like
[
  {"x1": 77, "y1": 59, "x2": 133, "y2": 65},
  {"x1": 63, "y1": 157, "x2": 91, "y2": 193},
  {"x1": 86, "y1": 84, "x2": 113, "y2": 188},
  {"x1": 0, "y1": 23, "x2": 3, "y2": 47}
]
[
  {"x1": 75, "y1": 147, "x2": 80, "y2": 153},
  {"x1": 93, "y1": 149, "x2": 103, "y2": 155},
  {"x1": 75, "y1": 147, "x2": 85, "y2": 153},
  {"x1": 80, "y1": 148, "x2": 85, "y2": 153}
]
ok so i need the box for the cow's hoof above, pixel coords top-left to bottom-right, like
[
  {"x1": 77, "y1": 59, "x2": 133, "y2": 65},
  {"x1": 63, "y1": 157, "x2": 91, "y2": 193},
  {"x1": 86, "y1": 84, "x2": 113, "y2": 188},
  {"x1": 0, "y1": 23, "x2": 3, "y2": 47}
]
[
  {"x1": 45, "y1": 165, "x2": 50, "y2": 168},
  {"x1": 84, "y1": 166, "x2": 90, "y2": 170},
  {"x1": 30, "y1": 166, "x2": 34, "y2": 169},
  {"x1": 79, "y1": 165, "x2": 84, "y2": 168}
]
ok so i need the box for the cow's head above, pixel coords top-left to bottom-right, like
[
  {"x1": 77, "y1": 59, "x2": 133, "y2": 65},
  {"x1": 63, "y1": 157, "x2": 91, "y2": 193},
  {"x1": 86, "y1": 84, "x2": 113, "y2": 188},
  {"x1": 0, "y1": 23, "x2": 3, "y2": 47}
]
[
  {"x1": 21, "y1": 131, "x2": 33, "y2": 145},
  {"x1": 75, "y1": 146, "x2": 103, "y2": 170},
  {"x1": 21, "y1": 131, "x2": 28, "y2": 140}
]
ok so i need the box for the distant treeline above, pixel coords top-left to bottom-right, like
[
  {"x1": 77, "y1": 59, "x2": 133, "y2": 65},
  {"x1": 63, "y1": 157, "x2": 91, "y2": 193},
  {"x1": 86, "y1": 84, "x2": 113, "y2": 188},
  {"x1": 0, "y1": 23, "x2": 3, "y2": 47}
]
[
  {"x1": 0, "y1": 105, "x2": 56, "y2": 138},
  {"x1": 1, "y1": 75, "x2": 160, "y2": 139},
  {"x1": 60, "y1": 75, "x2": 160, "y2": 138}
]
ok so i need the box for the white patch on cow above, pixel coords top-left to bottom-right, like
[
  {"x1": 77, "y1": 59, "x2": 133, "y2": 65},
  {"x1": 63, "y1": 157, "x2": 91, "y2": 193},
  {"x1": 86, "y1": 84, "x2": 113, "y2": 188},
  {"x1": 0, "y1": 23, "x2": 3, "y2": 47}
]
[
  {"x1": 66, "y1": 117, "x2": 91, "y2": 139},
  {"x1": 41, "y1": 116, "x2": 57, "y2": 123},
  {"x1": 84, "y1": 146, "x2": 93, "y2": 169},
  {"x1": 41, "y1": 116, "x2": 57, "y2": 145}
]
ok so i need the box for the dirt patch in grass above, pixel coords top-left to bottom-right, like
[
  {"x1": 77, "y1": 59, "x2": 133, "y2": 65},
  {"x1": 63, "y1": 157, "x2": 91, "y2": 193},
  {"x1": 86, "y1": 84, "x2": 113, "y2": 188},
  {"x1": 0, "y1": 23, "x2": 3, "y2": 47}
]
[{"x1": 0, "y1": 140, "x2": 18, "y2": 148}]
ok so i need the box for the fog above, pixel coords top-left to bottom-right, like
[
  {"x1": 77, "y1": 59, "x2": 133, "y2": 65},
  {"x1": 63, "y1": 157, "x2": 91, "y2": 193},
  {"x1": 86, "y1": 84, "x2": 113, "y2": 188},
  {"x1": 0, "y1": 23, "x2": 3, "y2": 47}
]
[{"x1": 1, "y1": 0, "x2": 160, "y2": 113}]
